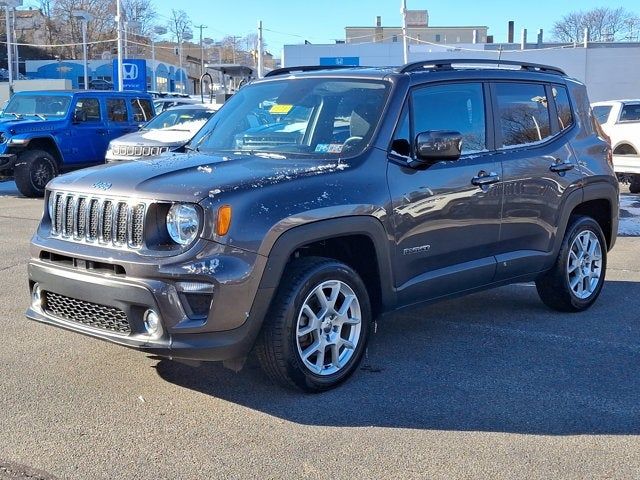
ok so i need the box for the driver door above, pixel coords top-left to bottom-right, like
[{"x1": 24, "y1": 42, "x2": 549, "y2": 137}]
[
  {"x1": 69, "y1": 97, "x2": 102, "y2": 165},
  {"x1": 387, "y1": 82, "x2": 503, "y2": 305}
]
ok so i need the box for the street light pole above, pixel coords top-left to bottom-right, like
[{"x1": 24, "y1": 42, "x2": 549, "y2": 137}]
[
  {"x1": 257, "y1": 20, "x2": 264, "y2": 78},
  {"x1": 73, "y1": 11, "x2": 92, "y2": 90},
  {"x1": 116, "y1": 0, "x2": 124, "y2": 91},
  {"x1": 401, "y1": 0, "x2": 409, "y2": 64},
  {"x1": 195, "y1": 24, "x2": 207, "y2": 79},
  {"x1": 151, "y1": 26, "x2": 167, "y2": 92},
  {"x1": 4, "y1": 6, "x2": 12, "y2": 88}
]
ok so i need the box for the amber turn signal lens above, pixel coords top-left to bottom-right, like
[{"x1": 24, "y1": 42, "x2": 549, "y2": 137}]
[{"x1": 216, "y1": 205, "x2": 232, "y2": 236}]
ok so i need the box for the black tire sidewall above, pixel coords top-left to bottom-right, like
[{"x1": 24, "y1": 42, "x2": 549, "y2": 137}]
[
  {"x1": 561, "y1": 218, "x2": 607, "y2": 309},
  {"x1": 281, "y1": 263, "x2": 371, "y2": 391},
  {"x1": 15, "y1": 150, "x2": 57, "y2": 197}
]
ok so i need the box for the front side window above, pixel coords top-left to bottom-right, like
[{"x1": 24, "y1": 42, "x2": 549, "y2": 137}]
[
  {"x1": 107, "y1": 98, "x2": 128, "y2": 122},
  {"x1": 3, "y1": 94, "x2": 71, "y2": 118},
  {"x1": 552, "y1": 86, "x2": 574, "y2": 131},
  {"x1": 189, "y1": 78, "x2": 389, "y2": 158},
  {"x1": 619, "y1": 103, "x2": 640, "y2": 123},
  {"x1": 411, "y1": 82, "x2": 486, "y2": 154},
  {"x1": 496, "y1": 82, "x2": 551, "y2": 147},
  {"x1": 131, "y1": 98, "x2": 154, "y2": 122},
  {"x1": 73, "y1": 98, "x2": 101, "y2": 122},
  {"x1": 592, "y1": 105, "x2": 612, "y2": 124}
]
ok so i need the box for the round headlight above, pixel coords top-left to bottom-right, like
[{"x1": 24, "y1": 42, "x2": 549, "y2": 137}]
[
  {"x1": 166, "y1": 203, "x2": 200, "y2": 246},
  {"x1": 0, "y1": 132, "x2": 7, "y2": 144}
]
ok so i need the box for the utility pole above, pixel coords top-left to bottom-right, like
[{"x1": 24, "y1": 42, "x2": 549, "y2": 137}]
[
  {"x1": 5, "y1": 6, "x2": 13, "y2": 88},
  {"x1": 195, "y1": 24, "x2": 207, "y2": 79},
  {"x1": 400, "y1": 0, "x2": 409, "y2": 64},
  {"x1": 257, "y1": 20, "x2": 264, "y2": 78},
  {"x1": 116, "y1": 0, "x2": 124, "y2": 91}
]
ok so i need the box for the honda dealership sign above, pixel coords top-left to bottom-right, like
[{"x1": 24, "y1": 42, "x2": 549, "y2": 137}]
[{"x1": 112, "y1": 59, "x2": 147, "y2": 91}]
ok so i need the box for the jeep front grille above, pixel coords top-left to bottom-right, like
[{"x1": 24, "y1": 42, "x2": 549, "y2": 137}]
[
  {"x1": 43, "y1": 291, "x2": 131, "y2": 334},
  {"x1": 112, "y1": 145, "x2": 171, "y2": 157},
  {"x1": 50, "y1": 192, "x2": 148, "y2": 249}
]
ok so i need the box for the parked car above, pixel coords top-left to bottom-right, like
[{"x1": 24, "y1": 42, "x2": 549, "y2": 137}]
[
  {"x1": 88, "y1": 79, "x2": 114, "y2": 90},
  {"x1": 26, "y1": 60, "x2": 618, "y2": 392},
  {"x1": 106, "y1": 103, "x2": 220, "y2": 162},
  {"x1": 591, "y1": 100, "x2": 640, "y2": 192},
  {"x1": 0, "y1": 90, "x2": 154, "y2": 197},
  {"x1": 153, "y1": 97, "x2": 200, "y2": 113}
]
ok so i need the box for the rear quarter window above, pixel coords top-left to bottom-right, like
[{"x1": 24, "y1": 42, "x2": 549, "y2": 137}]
[
  {"x1": 551, "y1": 86, "x2": 574, "y2": 131},
  {"x1": 131, "y1": 98, "x2": 154, "y2": 122}
]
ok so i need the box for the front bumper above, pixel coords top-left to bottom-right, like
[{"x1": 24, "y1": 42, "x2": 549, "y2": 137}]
[{"x1": 25, "y1": 253, "x2": 273, "y2": 362}]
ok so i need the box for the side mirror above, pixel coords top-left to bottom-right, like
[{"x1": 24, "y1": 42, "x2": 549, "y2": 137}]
[{"x1": 412, "y1": 130, "x2": 462, "y2": 166}]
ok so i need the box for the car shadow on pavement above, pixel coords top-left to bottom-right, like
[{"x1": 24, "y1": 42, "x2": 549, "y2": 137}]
[{"x1": 155, "y1": 280, "x2": 640, "y2": 435}]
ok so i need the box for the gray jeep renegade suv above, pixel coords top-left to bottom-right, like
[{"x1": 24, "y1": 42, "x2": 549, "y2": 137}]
[{"x1": 26, "y1": 60, "x2": 619, "y2": 391}]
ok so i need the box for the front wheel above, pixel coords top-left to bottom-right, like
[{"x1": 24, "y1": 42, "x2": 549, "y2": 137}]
[
  {"x1": 256, "y1": 257, "x2": 371, "y2": 392},
  {"x1": 14, "y1": 149, "x2": 58, "y2": 198},
  {"x1": 536, "y1": 216, "x2": 607, "y2": 312},
  {"x1": 629, "y1": 174, "x2": 640, "y2": 194}
]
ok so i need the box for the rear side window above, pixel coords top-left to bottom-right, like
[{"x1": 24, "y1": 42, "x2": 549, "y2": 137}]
[
  {"x1": 592, "y1": 105, "x2": 612, "y2": 124},
  {"x1": 411, "y1": 82, "x2": 486, "y2": 154},
  {"x1": 131, "y1": 98, "x2": 153, "y2": 122},
  {"x1": 551, "y1": 86, "x2": 574, "y2": 131},
  {"x1": 107, "y1": 98, "x2": 128, "y2": 123},
  {"x1": 73, "y1": 98, "x2": 101, "y2": 122},
  {"x1": 620, "y1": 103, "x2": 640, "y2": 123},
  {"x1": 495, "y1": 83, "x2": 551, "y2": 147}
]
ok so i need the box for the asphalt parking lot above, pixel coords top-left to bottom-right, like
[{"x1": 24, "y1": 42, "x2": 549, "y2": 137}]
[{"x1": 1, "y1": 180, "x2": 639, "y2": 479}]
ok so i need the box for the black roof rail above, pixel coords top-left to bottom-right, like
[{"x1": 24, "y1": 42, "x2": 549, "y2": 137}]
[
  {"x1": 398, "y1": 59, "x2": 566, "y2": 76},
  {"x1": 264, "y1": 65, "x2": 360, "y2": 78}
]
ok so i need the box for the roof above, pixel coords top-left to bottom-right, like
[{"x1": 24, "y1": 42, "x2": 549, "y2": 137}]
[
  {"x1": 13, "y1": 90, "x2": 152, "y2": 96},
  {"x1": 263, "y1": 60, "x2": 567, "y2": 80}
]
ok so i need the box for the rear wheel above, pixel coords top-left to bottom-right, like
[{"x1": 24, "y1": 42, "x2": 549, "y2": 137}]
[
  {"x1": 14, "y1": 149, "x2": 58, "y2": 198},
  {"x1": 256, "y1": 257, "x2": 371, "y2": 392},
  {"x1": 536, "y1": 216, "x2": 607, "y2": 312}
]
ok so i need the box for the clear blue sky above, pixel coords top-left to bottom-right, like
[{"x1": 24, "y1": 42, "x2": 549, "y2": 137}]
[{"x1": 120, "y1": 1, "x2": 640, "y2": 55}]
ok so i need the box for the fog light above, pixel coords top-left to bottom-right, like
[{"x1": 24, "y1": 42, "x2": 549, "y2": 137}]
[
  {"x1": 143, "y1": 309, "x2": 160, "y2": 335},
  {"x1": 32, "y1": 283, "x2": 42, "y2": 308}
]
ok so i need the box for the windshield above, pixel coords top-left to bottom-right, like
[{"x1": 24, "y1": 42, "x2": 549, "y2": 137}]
[
  {"x1": 143, "y1": 108, "x2": 215, "y2": 132},
  {"x1": 188, "y1": 78, "x2": 389, "y2": 157},
  {"x1": 3, "y1": 94, "x2": 71, "y2": 118}
]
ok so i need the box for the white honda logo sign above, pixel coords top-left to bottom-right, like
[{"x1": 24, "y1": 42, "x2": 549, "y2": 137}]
[{"x1": 123, "y1": 63, "x2": 139, "y2": 80}]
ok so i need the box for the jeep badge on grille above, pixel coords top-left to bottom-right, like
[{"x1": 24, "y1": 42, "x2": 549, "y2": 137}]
[{"x1": 91, "y1": 181, "x2": 112, "y2": 191}]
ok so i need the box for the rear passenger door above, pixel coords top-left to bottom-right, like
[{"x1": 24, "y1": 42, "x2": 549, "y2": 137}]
[
  {"x1": 491, "y1": 81, "x2": 583, "y2": 280},
  {"x1": 106, "y1": 97, "x2": 134, "y2": 146},
  {"x1": 387, "y1": 82, "x2": 503, "y2": 305}
]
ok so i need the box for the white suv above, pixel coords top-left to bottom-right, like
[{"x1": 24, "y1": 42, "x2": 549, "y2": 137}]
[{"x1": 592, "y1": 100, "x2": 640, "y2": 193}]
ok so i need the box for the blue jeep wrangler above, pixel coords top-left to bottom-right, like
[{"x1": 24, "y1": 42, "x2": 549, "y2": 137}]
[{"x1": 0, "y1": 90, "x2": 154, "y2": 197}]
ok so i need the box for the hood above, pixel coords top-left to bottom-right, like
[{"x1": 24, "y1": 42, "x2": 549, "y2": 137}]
[
  {"x1": 0, "y1": 116, "x2": 66, "y2": 132},
  {"x1": 48, "y1": 151, "x2": 350, "y2": 202},
  {"x1": 109, "y1": 128, "x2": 191, "y2": 148}
]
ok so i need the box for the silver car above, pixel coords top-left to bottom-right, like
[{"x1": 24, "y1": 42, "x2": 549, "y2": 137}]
[{"x1": 106, "y1": 103, "x2": 220, "y2": 162}]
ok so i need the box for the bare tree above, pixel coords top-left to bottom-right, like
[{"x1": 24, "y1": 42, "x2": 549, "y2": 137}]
[
  {"x1": 552, "y1": 7, "x2": 640, "y2": 42},
  {"x1": 121, "y1": 0, "x2": 156, "y2": 36},
  {"x1": 166, "y1": 9, "x2": 192, "y2": 43}
]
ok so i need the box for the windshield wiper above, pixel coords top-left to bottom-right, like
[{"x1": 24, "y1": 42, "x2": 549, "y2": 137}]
[
  {"x1": 5, "y1": 112, "x2": 22, "y2": 119},
  {"x1": 34, "y1": 114, "x2": 47, "y2": 121},
  {"x1": 184, "y1": 144, "x2": 199, "y2": 153}
]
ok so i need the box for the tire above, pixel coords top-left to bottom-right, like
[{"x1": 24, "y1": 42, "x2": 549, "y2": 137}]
[
  {"x1": 536, "y1": 216, "x2": 607, "y2": 312},
  {"x1": 630, "y1": 175, "x2": 640, "y2": 194},
  {"x1": 14, "y1": 149, "x2": 58, "y2": 198},
  {"x1": 256, "y1": 256, "x2": 371, "y2": 392}
]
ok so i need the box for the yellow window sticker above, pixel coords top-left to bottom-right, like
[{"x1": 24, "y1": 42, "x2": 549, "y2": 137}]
[{"x1": 269, "y1": 104, "x2": 293, "y2": 114}]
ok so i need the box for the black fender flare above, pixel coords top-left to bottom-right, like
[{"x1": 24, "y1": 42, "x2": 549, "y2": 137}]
[{"x1": 257, "y1": 216, "x2": 396, "y2": 310}]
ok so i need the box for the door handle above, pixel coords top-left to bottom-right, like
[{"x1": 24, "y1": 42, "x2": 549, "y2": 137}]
[
  {"x1": 549, "y1": 161, "x2": 574, "y2": 173},
  {"x1": 471, "y1": 171, "x2": 500, "y2": 186},
  {"x1": 96, "y1": 129, "x2": 107, "y2": 135}
]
